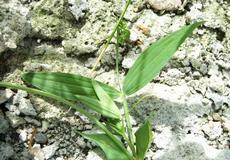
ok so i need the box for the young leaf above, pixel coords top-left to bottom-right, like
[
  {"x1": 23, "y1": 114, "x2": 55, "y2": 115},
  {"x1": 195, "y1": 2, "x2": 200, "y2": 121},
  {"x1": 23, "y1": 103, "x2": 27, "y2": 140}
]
[
  {"x1": 22, "y1": 72, "x2": 121, "y2": 100},
  {"x1": 135, "y1": 121, "x2": 153, "y2": 160},
  {"x1": 123, "y1": 22, "x2": 203, "y2": 95},
  {"x1": 117, "y1": 20, "x2": 130, "y2": 45},
  {"x1": 75, "y1": 95, "x2": 121, "y2": 119},
  {"x1": 105, "y1": 119, "x2": 125, "y2": 136},
  {"x1": 78, "y1": 132, "x2": 130, "y2": 160}
]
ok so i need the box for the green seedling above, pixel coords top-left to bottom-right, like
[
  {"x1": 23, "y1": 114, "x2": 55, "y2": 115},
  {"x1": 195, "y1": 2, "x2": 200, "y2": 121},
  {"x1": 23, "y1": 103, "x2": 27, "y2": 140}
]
[{"x1": 0, "y1": 0, "x2": 203, "y2": 159}]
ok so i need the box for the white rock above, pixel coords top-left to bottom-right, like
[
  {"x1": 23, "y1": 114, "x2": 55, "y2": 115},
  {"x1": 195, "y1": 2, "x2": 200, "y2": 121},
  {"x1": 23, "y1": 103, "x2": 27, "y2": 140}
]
[
  {"x1": 18, "y1": 98, "x2": 37, "y2": 116},
  {"x1": 12, "y1": 90, "x2": 28, "y2": 104},
  {"x1": 42, "y1": 142, "x2": 59, "y2": 159},
  {"x1": 146, "y1": 0, "x2": 182, "y2": 11},
  {"x1": 68, "y1": 0, "x2": 88, "y2": 21},
  {"x1": 5, "y1": 103, "x2": 20, "y2": 115},
  {"x1": 86, "y1": 150, "x2": 103, "y2": 160},
  {"x1": 202, "y1": 121, "x2": 222, "y2": 140},
  {"x1": 0, "y1": 89, "x2": 14, "y2": 104},
  {"x1": 18, "y1": 129, "x2": 27, "y2": 142}
]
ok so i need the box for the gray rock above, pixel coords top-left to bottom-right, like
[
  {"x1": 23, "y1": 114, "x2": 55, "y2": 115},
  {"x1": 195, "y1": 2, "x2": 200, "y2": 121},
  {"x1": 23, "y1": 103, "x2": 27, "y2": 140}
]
[
  {"x1": 0, "y1": 89, "x2": 14, "y2": 105},
  {"x1": 42, "y1": 142, "x2": 59, "y2": 159},
  {"x1": 35, "y1": 133, "x2": 48, "y2": 144},
  {"x1": 0, "y1": 0, "x2": 31, "y2": 53},
  {"x1": 146, "y1": 0, "x2": 182, "y2": 11},
  {"x1": 24, "y1": 117, "x2": 41, "y2": 126},
  {"x1": 0, "y1": 142, "x2": 14, "y2": 160},
  {"x1": 5, "y1": 111, "x2": 26, "y2": 128},
  {"x1": 18, "y1": 98, "x2": 37, "y2": 116},
  {"x1": 5, "y1": 103, "x2": 20, "y2": 115},
  {"x1": 18, "y1": 129, "x2": 27, "y2": 142},
  {"x1": 0, "y1": 116, "x2": 9, "y2": 134}
]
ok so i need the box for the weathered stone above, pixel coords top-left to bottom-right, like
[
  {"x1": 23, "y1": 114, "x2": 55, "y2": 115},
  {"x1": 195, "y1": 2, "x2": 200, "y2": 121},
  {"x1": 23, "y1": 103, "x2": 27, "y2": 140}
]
[
  {"x1": 5, "y1": 111, "x2": 26, "y2": 128},
  {"x1": 146, "y1": 0, "x2": 182, "y2": 11},
  {"x1": 0, "y1": 89, "x2": 14, "y2": 105},
  {"x1": 35, "y1": 133, "x2": 48, "y2": 144},
  {"x1": 42, "y1": 142, "x2": 59, "y2": 159},
  {"x1": 18, "y1": 98, "x2": 37, "y2": 116}
]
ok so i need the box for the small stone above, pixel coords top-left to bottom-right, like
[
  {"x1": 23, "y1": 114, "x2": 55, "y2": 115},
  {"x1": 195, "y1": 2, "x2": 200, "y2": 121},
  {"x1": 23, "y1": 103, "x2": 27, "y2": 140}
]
[
  {"x1": 76, "y1": 137, "x2": 86, "y2": 148},
  {"x1": 24, "y1": 117, "x2": 41, "y2": 126},
  {"x1": 19, "y1": 129, "x2": 28, "y2": 142},
  {"x1": 5, "y1": 111, "x2": 26, "y2": 128},
  {"x1": 86, "y1": 150, "x2": 103, "y2": 160},
  {"x1": 35, "y1": 133, "x2": 48, "y2": 144},
  {"x1": 5, "y1": 103, "x2": 20, "y2": 115},
  {"x1": 147, "y1": 0, "x2": 182, "y2": 11},
  {"x1": 0, "y1": 89, "x2": 14, "y2": 104},
  {"x1": 0, "y1": 116, "x2": 9, "y2": 134},
  {"x1": 18, "y1": 98, "x2": 37, "y2": 116},
  {"x1": 42, "y1": 142, "x2": 59, "y2": 159},
  {"x1": 212, "y1": 113, "x2": 222, "y2": 121},
  {"x1": 0, "y1": 142, "x2": 15, "y2": 160},
  {"x1": 12, "y1": 90, "x2": 28, "y2": 104},
  {"x1": 202, "y1": 121, "x2": 222, "y2": 140},
  {"x1": 30, "y1": 146, "x2": 45, "y2": 160}
]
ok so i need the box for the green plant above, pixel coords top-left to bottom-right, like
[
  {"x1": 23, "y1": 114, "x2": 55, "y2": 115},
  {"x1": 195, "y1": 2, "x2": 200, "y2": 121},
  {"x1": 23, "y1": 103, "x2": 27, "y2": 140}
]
[{"x1": 0, "y1": 1, "x2": 203, "y2": 159}]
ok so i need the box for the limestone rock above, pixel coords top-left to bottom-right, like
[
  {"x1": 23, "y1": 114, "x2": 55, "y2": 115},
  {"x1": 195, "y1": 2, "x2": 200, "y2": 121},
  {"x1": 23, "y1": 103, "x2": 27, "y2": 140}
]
[
  {"x1": 0, "y1": 0, "x2": 31, "y2": 53},
  {"x1": 146, "y1": 0, "x2": 182, "y2": 11}
]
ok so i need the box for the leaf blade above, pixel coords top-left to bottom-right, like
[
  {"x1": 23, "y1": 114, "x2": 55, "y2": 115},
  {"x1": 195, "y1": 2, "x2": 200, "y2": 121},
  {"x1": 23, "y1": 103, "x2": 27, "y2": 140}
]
[
  {"x1": 75, "y1": 95, "x2": 121, "y2": 119},
  {"x1": 22, "y1": 72, "x2": 121, "y2": 100},
  {"x1": 123, "y1": 22, "x2": 203, "y2": 95},
  {"x1": 78, "y1": 132, "x2": 130, "y2": 160},
  {"x1": 135, "y1": 121, "x2": 153, "y2": 160}
]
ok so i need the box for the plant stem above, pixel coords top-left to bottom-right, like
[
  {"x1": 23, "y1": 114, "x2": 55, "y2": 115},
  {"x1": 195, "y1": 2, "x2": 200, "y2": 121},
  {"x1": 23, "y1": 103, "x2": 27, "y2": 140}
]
[
  {"x1": 0, "y1": 82, "x2": 133, "y2": 159},
  {"x1": 90, "y1": 0, "x2": 131, "y2": 77},
  {"x1": 122, "y1": 92, "x2": 136, "y2": 155}
]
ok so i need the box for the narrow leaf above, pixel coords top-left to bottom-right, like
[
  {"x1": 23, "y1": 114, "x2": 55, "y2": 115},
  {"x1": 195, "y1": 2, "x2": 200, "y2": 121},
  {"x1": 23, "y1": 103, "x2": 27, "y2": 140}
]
[
  {"x1": 135, "y1": 121, "x2": 153, "y2": 160},
  {"x1": 22, "y1": 72, "x2": 121, "y2": 100},
  {"x1": 123, "y1": 22, "x2": 203, "y2": 95},
  {"x1": 76, "y1": 95, "x2": 121, "y2": 119},
  {"x1": 78, "y1": 132, "x2": 130, "y2": 160},
  {"x1": 91, "y1": 80, "x2": 121, "y2": 118}
]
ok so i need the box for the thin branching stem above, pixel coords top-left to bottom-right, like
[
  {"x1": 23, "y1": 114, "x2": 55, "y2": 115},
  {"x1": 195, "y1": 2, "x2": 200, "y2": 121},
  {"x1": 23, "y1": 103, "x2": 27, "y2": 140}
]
[
  {"x1": 0, "y1": 82, "x2": 133, "y2": 159},
  {"x1": 90, "y1": 0, "x2": 132, "y2": 77}
]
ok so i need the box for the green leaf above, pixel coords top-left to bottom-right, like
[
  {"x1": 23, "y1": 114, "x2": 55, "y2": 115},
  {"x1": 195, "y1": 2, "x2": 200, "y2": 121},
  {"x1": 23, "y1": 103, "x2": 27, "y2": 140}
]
[
  {"x1": 123, "y1": 22, "x2": 203, "y2": 95},
  {"x1": 75, "y1": 94, "x2": 121, "y2": 119},
  {"x1": 78, "y1": 132, "x2": 130, "y2": 160},
  {"x1": 105, "y1": 119, "x2": 125, "y2": 136},
  {"x1": 22, "y1": 72, "x2": 121, "y2": 100},
  {"x1": 117, "y1": 20, "x2": 130, "y2": 45},
  {"x1": 135, "y1": 121, "x2": 153, "y2": 160},
  {"x1": 91, "y1": 80, "x2": 121, "y2": 118}
]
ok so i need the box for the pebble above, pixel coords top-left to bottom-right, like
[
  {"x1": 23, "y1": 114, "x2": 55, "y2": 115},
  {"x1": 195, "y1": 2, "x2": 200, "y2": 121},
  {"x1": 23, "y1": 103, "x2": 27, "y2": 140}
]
[
  {"x1": 0, "y1": 89, "x2": 14, "y2": 104},
  {"x1": 12, "y1": 90, "x2": 28, "y2": 104},
  {"x1": 146, "y1": 0, "x2": 182, "y2": 11},
  {"x1": 18, "y1": 129, "x2": 28, "y2": 142},
  {"x1": 5, "y1": 103, "x2": 20, "y2": 115},
  {"x1": 35, "y1": 133, "x2": 48, "y2": 144},
  {"x1": 24, "y1": 117, "x2": 41, "y2": 126},
  {"x1": 42, "y1": 142, "x2": 59, "y2": 159},
  {"x1": 223, "y1": 121, "x2": 230, "y2": 132},
  {"x1": 76, "y1": 137, "x2": 86, "y2": 148},
  {"x1": 5, "y1": 111, "x2": 26, "y2": 128},
  {"x1": 202, "y1": 121, "x2": 223, "y2": 140},
  {"x1": 86, "y1": 150, "x2": 103, "y2": 160},
  {"x1": 212, "y1": 113, "x2": 222, "y2": 121},
  {"x1": 18, "y1": 98, "x2": 37, "y2": 116}
]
